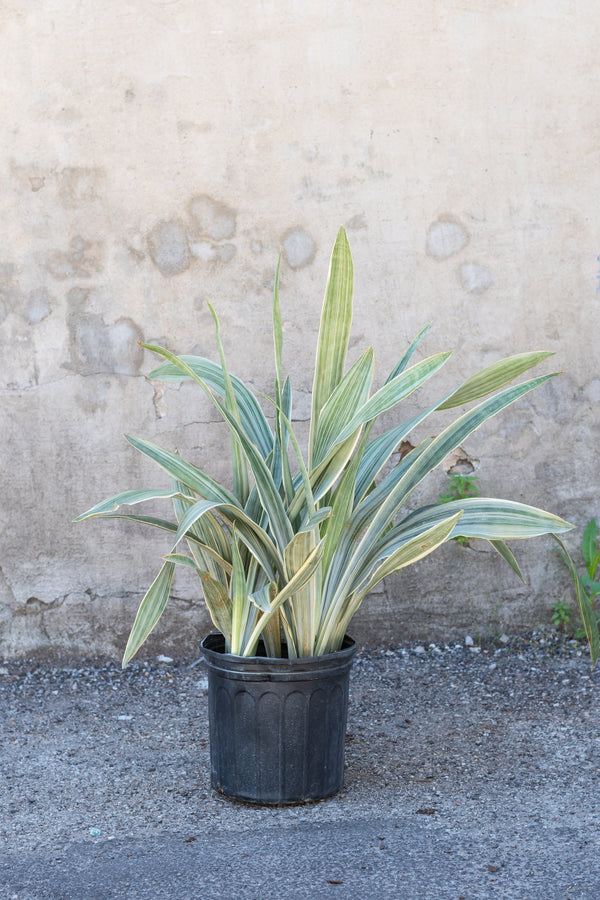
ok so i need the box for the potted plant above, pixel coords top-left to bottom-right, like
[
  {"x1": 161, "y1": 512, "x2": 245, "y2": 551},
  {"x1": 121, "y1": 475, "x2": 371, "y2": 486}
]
[{"x1": 76, "y1": 227, "x2": 596, "y2": 804}]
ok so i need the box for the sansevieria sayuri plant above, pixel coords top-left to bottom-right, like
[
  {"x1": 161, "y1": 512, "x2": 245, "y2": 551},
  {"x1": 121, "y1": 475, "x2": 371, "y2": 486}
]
[{"x1": 75, "y1": 228, "x2": 598, "y2": 667}]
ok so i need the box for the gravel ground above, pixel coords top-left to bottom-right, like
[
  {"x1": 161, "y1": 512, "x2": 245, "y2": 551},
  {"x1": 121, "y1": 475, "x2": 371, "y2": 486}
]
[{"x1": 1, "y1": 630, "x2": 599, "y2": 899}]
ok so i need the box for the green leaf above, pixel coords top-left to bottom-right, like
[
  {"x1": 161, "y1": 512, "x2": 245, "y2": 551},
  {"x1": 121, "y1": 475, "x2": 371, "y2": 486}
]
[
  {"x1": 385, "y1": 325, "x2": 431, "y2": 382},
  {"x1": 554, "y1": 536, "x2": 599, "y2": 667},
  {"x1": 315, "y1": 513, "x2": 463, "y2": 655},
  {"x1": 74, "y1": 488, "x2": 190, "y2": 521},
  {"x1": 589, "y1": 550, "x2": 600, "y2": 583},
  {"x1": 392, "y1": 498, "x2": 573, "y2": 544},
  {"x1": 125, "y1": 436, "x2": 240, "y2": 506},
  {"x1": 148, "y1": 355, "x2": 273, "y2": 458},
  {"x1": 244, "y1": 539, "x2": 326, "y2": 655},
  {"x1": 311, "y1": 347, "x2": 374, "y2": 467},
  {"x1": 122, "y1": 561, "x2": 176, "y2": 667},
  {"x1": 309, "y1": 227, "x2": 354, "y2": 466},
  {"x1": 198, "y1": 570, "x2": 232, "y2": 649},
  {"x1": 162, "y1": 553, "x2": 198, "y2": 570},
  {"x1": 230, "y1": 532, "x2": 247, "y2": 654},
  {"x1": 437, "y1": 351, "x2": 554, "y2": 410},
  {"x1": 490, "y1": 540, "x2": 525, "y2": 582},
  {"x1": 582, "y1": 574, "x2": 600, "y2": 597},
  {"x1": 171, "y1": 497, "x2": 282, "y2": 581},
  {"x1": 249, "y1": 583, "x2": 273, "y2": 614},
  {"x1": 582, "y1": 519, "x2": 598, "y2": 569},
  {"x1": 335, "y1": 351, "x2": 452, "y2": 447},
  {"x1": 208, "y1": 302, "x2": 250, "y2": 505}
]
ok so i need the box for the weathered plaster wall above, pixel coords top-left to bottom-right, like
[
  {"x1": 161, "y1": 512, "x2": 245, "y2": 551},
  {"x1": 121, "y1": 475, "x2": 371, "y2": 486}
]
[{"x1": 1, "y1": 1, "x2": 599, "y2": 659}]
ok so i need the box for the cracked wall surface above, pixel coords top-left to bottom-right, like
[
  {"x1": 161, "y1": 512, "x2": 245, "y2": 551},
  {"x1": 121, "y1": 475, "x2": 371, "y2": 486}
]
[{"x1": 1, "y1": 1, "x2": 599, "y2": 660}]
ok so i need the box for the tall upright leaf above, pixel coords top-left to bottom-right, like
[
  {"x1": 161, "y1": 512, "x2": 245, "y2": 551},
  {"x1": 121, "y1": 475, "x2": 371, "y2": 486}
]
[
  {"x1": 308, "y1": 227, "x2": 353, "y2": 466},
  {"x1": 208, "y1": 302, "x2": 250, "y2": 505}
]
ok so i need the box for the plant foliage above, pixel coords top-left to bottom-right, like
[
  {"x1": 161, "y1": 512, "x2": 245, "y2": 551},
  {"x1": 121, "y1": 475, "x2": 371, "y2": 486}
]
[{"x1": 76, "y1": 228, "x2": 590, "y2": 665}]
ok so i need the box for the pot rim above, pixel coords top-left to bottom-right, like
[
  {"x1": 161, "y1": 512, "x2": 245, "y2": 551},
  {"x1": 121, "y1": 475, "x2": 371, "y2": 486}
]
[{"x1": 200, "y1": 632, "x2": 357, "y2": 680}]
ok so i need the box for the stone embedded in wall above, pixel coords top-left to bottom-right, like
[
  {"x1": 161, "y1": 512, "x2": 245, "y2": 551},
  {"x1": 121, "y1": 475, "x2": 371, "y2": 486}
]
[
  {"x1": 147, "y1": 220, "x2": 191, "y2": 276},
  {"x1": 282, "y1": 226, "x2": 316, "y2": 269},
  {"x1": 443, "y1": 447, "x2": 479, "y2": 475},
  {"x1": 426, "y1": 215, "x2": 469, "y2": 260},
  {"x1": 459, "y1": 262, "x2": 492, "y2": 294},
  {"x1": 152, "y1": 384, "x2": 168, "y2": 419},
  {"x1": 188, "y1": 195, "x2": 237, "y2": 241}
]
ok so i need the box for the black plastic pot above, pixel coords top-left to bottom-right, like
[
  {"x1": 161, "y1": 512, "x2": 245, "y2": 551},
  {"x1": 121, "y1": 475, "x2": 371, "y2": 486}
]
[{"x1": 200, "y1": 633, "x2": 357, "y2": 805}]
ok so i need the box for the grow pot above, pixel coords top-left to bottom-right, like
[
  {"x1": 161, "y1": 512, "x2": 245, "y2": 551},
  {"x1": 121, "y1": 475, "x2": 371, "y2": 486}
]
[{"x1": 200, "y1": 633, "x2": 357, "y2": 805}]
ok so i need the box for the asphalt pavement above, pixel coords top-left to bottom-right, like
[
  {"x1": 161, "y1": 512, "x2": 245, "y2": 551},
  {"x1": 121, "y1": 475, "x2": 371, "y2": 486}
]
[{"x1": 2, "y1": 633, "x2": 599, "y2": 899}]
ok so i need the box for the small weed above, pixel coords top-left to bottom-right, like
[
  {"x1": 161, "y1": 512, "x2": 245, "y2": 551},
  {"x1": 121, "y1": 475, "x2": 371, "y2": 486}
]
[
  {"x1": 437, "y1": 473, "x2": 481, "y2": 545},
  {"x1": 550, "y1": 599, "x2": 573, "y2": 632},
  {"x1": 558, "y1": 517, "x2": 600, "y2": 638}
]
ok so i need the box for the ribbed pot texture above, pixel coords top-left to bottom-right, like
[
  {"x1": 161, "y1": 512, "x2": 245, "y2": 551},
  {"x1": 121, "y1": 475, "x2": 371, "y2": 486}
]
[{"x1": 200, "y1": 633, "x2": 357, "y2": 805}]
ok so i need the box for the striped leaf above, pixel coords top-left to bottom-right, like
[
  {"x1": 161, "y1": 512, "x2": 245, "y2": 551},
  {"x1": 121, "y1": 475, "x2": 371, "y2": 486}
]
[
  {"x1": 315, "y1": 513, "x2": 463, "y2": 655},
  {"x1": 309, "y1": 227, "x2": 353, "y2": 466},
  {"x1": 311, "y1": 347, "x2": 374, "y2": 467},
  {"x1": 122, "y1": 561, "x2": 175, "y2": 667},
  {"x1": 171, "y1": 497, "x2": 282, "y2": 581},
  {"x1": 243, "y1": 539, "x2": 326, "y2": 655},
  {"x1": 437, "y1": 351, "x2": 554, "y2": 410},
  {"x1": 324, "y1": 373, "x2": 559, "y2": 620},
  {"x1": 490, "y1": 540, "x2": 525, "y2": 582},
  {"x1": 385, "y1": 325, "x2": 431, "y2": 382},
  {"x1": 334, "y1": 352, "x2": 452, "y2": 446},
  {"x1": 162, "y1": 553, "x2": 197, "y2": 570},
  {"x1": 284, "y1": 529, "x2": 320, "y2": 657},
  {"x1": 554, "y1": 536, "x2": 599, "y2": 667},
  {"x1": 198, "y1": 570, "x2": 232, "y2": 649},
  {"x1": 148, "y1": 355, "x2": 273, "y2": 458},
  {"x1": 74, "y1": 488, "x2": 189, "y2": 521},
  {"x1": 208, "y1": 302, "x2": 250, "y2": 504},
  {"x1": 142, "y1": 346, "x2": 295, "y2": 555},
  {"x1": 389, "y1": 498, "x2": 572, "y2": 545},
  {"x1": 125, "y1": 436, "x2": 239, "y2": 507}
]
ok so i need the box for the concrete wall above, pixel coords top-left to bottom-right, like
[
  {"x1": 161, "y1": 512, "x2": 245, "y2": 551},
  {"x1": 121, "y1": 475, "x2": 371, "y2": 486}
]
[{"x1": 1, "y1": 1, "x2": 598, "y2": 660}]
